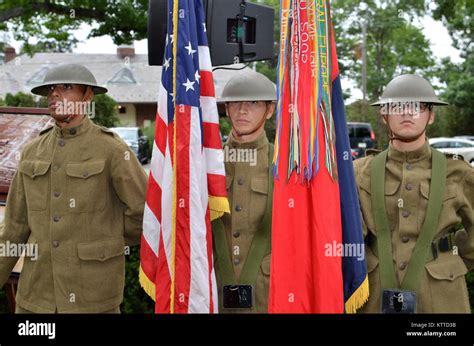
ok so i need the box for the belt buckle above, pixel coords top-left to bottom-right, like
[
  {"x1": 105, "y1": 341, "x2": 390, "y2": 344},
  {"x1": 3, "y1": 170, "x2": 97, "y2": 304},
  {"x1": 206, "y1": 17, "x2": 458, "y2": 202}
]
[
  {"x1": 223, "y1": 285, "x2": 253, "y2": 309},
  {"x1": 381, "y1": 289, "x2": 417, "y2": 314}
]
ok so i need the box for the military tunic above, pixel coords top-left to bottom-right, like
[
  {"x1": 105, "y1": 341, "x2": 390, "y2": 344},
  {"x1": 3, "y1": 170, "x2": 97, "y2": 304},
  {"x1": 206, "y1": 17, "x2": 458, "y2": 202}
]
[
  {"x1": 213, "y1": 131, "x2": 272, "y2": 313},
  {"x1": 354, "y1": 141, "x2": 474, "y2": 313},
  {"x1": 0, "y1": 116, "x2": 147, "y2": 313}
]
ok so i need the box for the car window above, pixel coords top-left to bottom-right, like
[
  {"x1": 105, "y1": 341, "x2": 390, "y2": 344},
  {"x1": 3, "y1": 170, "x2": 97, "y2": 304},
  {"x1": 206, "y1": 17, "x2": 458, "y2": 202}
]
[
  {"x1": 454, "y1": 141, "x2": 473, "y2": 148},
  {"x1": 356, "y1": 126, "x2": 371, "y2": 138},
  {"x1": 347, "y1": 125, "x2": 355, "y2": 138},
  {"x1": 113, "y1": 129, "x2": 138, "y2": 142},
  {"x1": 431, "y1": 141, "x2": 450, "y2": 148}
]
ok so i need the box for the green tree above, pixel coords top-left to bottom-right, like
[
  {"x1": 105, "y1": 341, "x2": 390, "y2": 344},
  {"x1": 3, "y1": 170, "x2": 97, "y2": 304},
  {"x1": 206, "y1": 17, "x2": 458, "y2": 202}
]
[
  {"x1": 431, "y1": 0, "x2": 472, "y2": 55},
  {"x1": 1, "y1": 91, "x2": 47, "y2": 107},
  {"x1": 431, "y1": 0, "x2": 474, "y2": 311},
  {"x1": 331, "y1": 0, "x2": 433, "y2": 101},
  {"x1": 219, "y1": 116, "x2": 232, "y2": 137},
  {"x1": 92, "y1": 93, "x2": 120, "y2": 128},
  {"x1": 0, "y1": 40, "x2": 5, "y2": 62},
  {"x1": 0, "y1": 0, "x2": 148, "y2": 54},
  {"x1": 330, "y1": 1, "x2": 436, "y2": 146},
  {"x1": 431, "y1": 0, "x2": 473, "y2": 137},
  {"x1": 142, "y1": 121, "x2": 155, "y2": 153}
]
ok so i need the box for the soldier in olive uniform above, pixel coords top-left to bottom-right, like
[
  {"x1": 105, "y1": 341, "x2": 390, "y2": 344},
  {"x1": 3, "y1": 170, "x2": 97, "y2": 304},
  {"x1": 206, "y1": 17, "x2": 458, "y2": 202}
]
[
  {"x1": 212, "y1": 71, "x2": 276, "y2": 313},
  {"x1": 0, "y1": 63, "x2": 147, "y2": 313},
  {"x1": 354, "y1": 74, "x2": 473, "y2": 313}
]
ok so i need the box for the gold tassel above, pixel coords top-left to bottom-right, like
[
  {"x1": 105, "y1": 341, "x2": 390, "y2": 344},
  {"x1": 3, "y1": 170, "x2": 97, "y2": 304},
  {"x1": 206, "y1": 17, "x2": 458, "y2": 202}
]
[
  {"x1": 139, "y1": 196, "x2": 229, "y2": 303},
  {"x1": 344, "y1": 275, "x2": 369, "y2": 313},
  {"x1": 209, "y1": 195, "x2": 230, "y2": 221},
  {"x1": 139, "y1": 265, "x2": 156, "y2": 302}
]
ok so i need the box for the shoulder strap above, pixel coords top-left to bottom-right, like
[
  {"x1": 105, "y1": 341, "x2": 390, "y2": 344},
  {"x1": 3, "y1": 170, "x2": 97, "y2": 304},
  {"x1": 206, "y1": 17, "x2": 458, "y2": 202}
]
[
  {"x1": 212, "y1": 218, "x2": 237, "y2": 285},
  {"x1": 370, "y1": 150, "x2": 398, "y2": 289},
  {"x1": 371, "y1": 148, "x2": 447, "y2": 292},
  {"x1": 212, "y1": 144, "x2": 274, "y2": 286},
  {"x1": 239, "y1": 144, "x2": 274, "y2": 284}
]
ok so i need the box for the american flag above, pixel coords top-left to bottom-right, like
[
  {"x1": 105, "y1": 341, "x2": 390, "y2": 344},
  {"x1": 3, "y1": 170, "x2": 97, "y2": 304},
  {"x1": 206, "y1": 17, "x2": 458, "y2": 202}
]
[{"x1": 139, "y1": 0, "x2": 229, "y2": 313}]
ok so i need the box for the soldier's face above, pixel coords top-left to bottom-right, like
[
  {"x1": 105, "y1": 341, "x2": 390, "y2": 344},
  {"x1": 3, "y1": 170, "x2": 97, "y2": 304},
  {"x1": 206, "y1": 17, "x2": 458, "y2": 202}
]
[
  {"x1": 47, "y1": 84, "x2": 91, "y2": 121},
  {"x1": 226, "y1": 101, "x2": 274, "y2": 138},
  {"x1": 383, "y1": 103, "x2": 435, "y2": 139}
]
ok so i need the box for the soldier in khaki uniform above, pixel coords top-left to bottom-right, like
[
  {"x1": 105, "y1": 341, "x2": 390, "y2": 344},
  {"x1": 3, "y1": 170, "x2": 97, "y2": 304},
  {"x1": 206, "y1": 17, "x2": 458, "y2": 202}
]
[
  {"x1": 0, "y1": 63, "x2": 147, "y2": 313},
  {"x1": 212, "y1": 71, "x2": 276, "y2": 313},
  {"x1": 354, "y1": 74, "x2": 473, "y2": 313}
]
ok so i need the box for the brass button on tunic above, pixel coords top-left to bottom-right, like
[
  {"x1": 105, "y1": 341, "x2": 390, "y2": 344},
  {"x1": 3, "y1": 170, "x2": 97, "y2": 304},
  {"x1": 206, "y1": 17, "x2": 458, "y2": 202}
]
[
  {"x1": 354, "y1": 141, "x2": 474, "y2": 313},
  {"x1": 213, "y1": 132, "x2": 272, "y2": 313},
  {"x1": 0, "y1": 116, "x2": 147, "y2": 313}
]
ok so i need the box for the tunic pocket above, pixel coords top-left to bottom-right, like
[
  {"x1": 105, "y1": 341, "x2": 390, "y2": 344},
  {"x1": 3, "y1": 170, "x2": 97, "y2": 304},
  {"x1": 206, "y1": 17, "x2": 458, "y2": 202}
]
[
  {"x1": 425, "y1": 255, "x2": 470, "y2": 312},
  {"x1": 250, "y1": 177, "x2": 268, "y2": 227},
  {"x1": 17, "y1": 235, "x2": 38, "y2": 297},
  {"x1": 19, "y1": 160, "x2": 51, "y2": 211},
  {"x1": 420, "y1": 182, "x2": 456, "y2": 202},
  {"x1": 257, "y1": 254, "x2": 271, "y2": 312},
  {"x1": 66, "y1": 160, "x2": 106, "y2": 213},
  {"x1": 77, "y1": 238, "x2": 125, "y2": 302}
]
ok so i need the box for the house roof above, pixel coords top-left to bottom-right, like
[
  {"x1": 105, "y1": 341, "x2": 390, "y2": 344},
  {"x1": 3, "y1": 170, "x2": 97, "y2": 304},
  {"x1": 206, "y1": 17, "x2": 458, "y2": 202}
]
[{"x1": 0, "y1": 52, "x2": 253, "y2": 104}]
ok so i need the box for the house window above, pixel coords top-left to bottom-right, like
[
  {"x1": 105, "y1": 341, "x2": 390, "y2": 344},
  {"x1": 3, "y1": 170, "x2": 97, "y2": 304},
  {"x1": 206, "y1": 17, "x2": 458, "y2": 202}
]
[
  {"x1": 108, "y1": 67, "x2": 137, "y2": 84},
  {"x1": 27, "y1": 67, "x2": 51, "y2": 86}
]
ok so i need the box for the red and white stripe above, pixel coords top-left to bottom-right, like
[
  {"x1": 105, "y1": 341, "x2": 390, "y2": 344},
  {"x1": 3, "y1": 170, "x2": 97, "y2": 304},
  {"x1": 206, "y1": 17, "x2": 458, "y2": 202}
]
[{"x1": 140, "y1": 45, "x2": 226, "y2": 313}]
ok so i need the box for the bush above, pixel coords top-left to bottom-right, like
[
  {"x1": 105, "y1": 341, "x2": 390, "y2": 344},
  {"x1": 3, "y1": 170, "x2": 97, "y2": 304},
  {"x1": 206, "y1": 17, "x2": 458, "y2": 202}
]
[
  {"x1": 121, "y1": 246, "x2": 154, "y2": 313},
  {"x1": 1, "y1": 92, "x2": 47, "y2": 108},
  {"x1": 91, "y1": 93, "x2": 120, "y2": 128},
  {"x1": 142, "y1": 121, "x2": 155, "y2": 154}
]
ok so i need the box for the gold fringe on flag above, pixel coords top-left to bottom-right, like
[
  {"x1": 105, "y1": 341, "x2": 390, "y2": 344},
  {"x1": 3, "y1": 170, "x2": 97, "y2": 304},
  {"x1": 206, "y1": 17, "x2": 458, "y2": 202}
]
[
  {"x1": 344, "y1": 275, "x2": 369, "y2": 313},
  {"x1": 139, "y1": 265, "x2": 156, "y2": 302},
  {"x1": 209, "y1": 195, "x2": 230, "y2": 221}
]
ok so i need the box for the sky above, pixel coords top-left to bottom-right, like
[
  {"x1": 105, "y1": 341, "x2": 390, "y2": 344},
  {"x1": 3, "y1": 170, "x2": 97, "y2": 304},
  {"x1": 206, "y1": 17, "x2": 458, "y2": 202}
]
[{"x1": 6, "y1": 14, "x2": 462, "y2": 103}]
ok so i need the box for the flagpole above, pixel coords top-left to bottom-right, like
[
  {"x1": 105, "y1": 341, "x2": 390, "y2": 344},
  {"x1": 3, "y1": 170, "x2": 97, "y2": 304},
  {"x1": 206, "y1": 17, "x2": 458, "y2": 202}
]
[{"x1": 170, "y1": 0, "x2": 179, "y2": 314}]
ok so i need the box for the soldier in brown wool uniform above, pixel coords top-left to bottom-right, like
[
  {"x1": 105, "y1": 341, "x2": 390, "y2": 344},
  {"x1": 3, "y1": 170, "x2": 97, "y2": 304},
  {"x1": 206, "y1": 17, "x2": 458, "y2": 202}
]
[
  {"x1": 354, "y1": 74, "x2": 473, "y2": 313},
  {"x1": 0, "y1": 63, "x2": 147, "y2": 313},
  {"x1": 212, "y1": 71, "x2": 276, "y2": 313}
]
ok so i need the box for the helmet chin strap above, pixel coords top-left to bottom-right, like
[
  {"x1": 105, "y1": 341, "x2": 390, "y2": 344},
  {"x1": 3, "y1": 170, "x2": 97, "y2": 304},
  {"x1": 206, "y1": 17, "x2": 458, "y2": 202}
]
[{"x1": 383, "y1": 114, "x2": 431, "y2": 143}]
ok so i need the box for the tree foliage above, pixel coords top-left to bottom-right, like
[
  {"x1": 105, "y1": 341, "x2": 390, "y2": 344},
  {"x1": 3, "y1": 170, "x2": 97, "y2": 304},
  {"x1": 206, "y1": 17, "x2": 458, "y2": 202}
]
[
  {"x1": 92, "y1": 93, "x2": 120, "y2": 128},
  {"x1": 0, "y1": 91, "x2": 47, "y2": 107},
  {"x1": 331, "y1": 0, "x2": 435, "y2": 101},
  {"x1": 431, "y1": 0, "x2": 473, "y2": 136},
  {"x1": 0, "y1": 0, "x2": 148, "y2": 54}
]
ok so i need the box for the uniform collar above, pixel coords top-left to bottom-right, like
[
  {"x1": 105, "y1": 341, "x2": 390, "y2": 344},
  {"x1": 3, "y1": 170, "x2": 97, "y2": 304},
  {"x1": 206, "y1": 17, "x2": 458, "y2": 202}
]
[
  {"x1": 53, "y1": 115, "x2": 92, "y2": 138},
  {"x1": 387, "y1": 140, "x2": 432, "y2": 163},
  {"x1": 227, "y1": 131, "x2": 268, "y2": 150}
]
